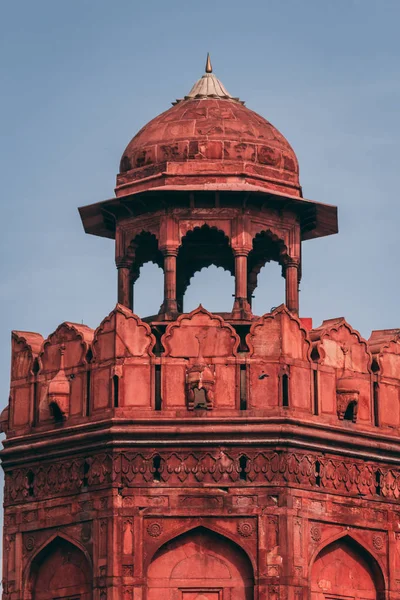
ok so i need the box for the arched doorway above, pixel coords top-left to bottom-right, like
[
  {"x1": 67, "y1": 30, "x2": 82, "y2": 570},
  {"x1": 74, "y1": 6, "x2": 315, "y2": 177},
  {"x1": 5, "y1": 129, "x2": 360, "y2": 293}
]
[
  {"x1": 147, "y1": 527, "x2": 254, "y2": 600},
  {"x1": 311, "y1": 536, "x2": 385, "y2": 600},
  {"x1": 28, "y1": 536, "x2": 92, "y2": 600}
]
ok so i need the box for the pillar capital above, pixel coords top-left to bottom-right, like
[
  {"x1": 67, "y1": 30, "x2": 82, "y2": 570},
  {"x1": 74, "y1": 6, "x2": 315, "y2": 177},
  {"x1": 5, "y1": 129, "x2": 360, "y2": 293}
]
[
  {"x1": 159, "y1": 245, "x2": 179, "y2": 258},
  {"x1": 232, "y1": 246, "x2": 251, "y2": 258},
  {"x1": 283, "y1": 258, "x2": 300, "y2": 270},
  {"x1": 115, "y1": 255, "x2": 134, "y2": 270}
]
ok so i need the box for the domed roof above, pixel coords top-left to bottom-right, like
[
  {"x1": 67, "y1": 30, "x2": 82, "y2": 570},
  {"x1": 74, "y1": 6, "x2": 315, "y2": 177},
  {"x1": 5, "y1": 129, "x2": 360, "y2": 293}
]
[{"x1": 116, "y1": 57, "x2": 301, "y2": 198}]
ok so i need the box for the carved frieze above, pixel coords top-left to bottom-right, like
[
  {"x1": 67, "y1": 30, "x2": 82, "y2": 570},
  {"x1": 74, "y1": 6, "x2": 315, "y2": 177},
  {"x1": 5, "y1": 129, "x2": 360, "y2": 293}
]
[{"x1": 5, "y1": 449, "x2": 400, "y2": 506}]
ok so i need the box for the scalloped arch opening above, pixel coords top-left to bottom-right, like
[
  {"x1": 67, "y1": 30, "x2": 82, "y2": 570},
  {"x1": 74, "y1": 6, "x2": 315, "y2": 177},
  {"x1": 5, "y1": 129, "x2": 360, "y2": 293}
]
[
  {"x1": 177, "y1": 224, "x2": 235, "y2": 313},
  {"x1": 129, "y1": 231, "x2": 164, "y2": 278},
  {"x1": 251, "y1": 261, "x2": 285, "y2": 317},
  {"x1": 134, "y1": 261, "x2": 164, "y2": 318},
  {"x1": 247, "y1": 230, "x2": 288, "y2": 312}
]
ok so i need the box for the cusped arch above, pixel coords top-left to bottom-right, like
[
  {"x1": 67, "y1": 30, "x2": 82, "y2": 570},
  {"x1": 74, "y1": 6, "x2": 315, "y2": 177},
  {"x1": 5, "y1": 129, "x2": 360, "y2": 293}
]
[
  {"x1": 92, "y1": 303, "x2": 155, "y2": 362},
  {"x1": 310, "y1": 532, "x2": 386, "y2": 600},
  {"x1": 246, "y1": 304, "x2": 311, "y2": 360},
  {"x1": 39, "y1": 322, "x2": 94, "y2": 374},
  {"x1": 162, "y1": 306, "x2": 240, "y2": 358},
  {"x1": 24, "y1": 533, "x2": 92, "y2": 600},
  {"x1": 247, "y1": 229, "x2": 291, "y2": 302},
  {"x1": 177, "y1": 225, "x2": 235, "y2": 305},
  {"x1": 146, "y1": 524, "x2": 255, "y2": 587},
  {"x1": 11, "y1": 331, "x2": 44, "y2": 381},
  {"x1": 368, "y1": 329, "x2": 400, "y2": 378},
  {"x1": 310, "y1": 318, "x2": 372, "y2": 373},
  {"x1": 179, "y1": 222, "x2": 232, "y2": 246},
  {"x1": 126, "y1": 230, "x2": 164, "y2": 279}
]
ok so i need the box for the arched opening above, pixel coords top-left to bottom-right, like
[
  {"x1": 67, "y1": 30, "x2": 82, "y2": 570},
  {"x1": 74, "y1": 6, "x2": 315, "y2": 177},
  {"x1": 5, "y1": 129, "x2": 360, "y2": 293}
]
[
  {"x1": 28, "y1": 536, "x2": 91, "y2": 600},
  {"x1": 251, "y1": 262, "x2": 285, "y2": 316},
  {"x1": 311, "y1": 536, "x2": 385, "y2": 600},
  {"x1": 134, "y1": 262, "x2": 164, "y2": 317},
  {"x1": 344, "y1": 400, "x2": 357, "y2": 422},
  {"x1": 177, "y1": 226, "x2": 234, "y2": 313},
  {"x1": 129, "y1": 232, "x2": 164, "y2": 317},
  {"x1": 248, "y1": 231, "x2": 287, "y2": 316},
  {"x1": 147, "y1": 527, "x2": 254, "y2": 600},
  {"x1": 184, "y1": 266, "x2": 234, "y2": 314}
]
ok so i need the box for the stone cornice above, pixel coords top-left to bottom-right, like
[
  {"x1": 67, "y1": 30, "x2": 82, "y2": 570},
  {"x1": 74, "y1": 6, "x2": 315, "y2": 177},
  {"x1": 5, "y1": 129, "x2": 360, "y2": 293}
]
[{"x1": 3, "y1": 416, "x2": 400, "y2": 467}]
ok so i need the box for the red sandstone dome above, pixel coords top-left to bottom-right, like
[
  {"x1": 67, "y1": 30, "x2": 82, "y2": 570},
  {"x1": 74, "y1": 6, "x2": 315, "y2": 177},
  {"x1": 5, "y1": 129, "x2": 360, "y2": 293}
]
[{"x1": 116, "y1": 57, "x2": 301, "y2": 198}]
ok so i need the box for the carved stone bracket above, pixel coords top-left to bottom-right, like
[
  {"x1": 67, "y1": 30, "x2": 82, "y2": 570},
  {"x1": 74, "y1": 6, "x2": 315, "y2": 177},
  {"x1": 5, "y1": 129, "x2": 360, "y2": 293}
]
[
  {"x1": 337, "y1": 388, "x2": 359, "y2": 422},
  {"x1": 186, "y1": 363, "x2": 215, "y2": 410}
]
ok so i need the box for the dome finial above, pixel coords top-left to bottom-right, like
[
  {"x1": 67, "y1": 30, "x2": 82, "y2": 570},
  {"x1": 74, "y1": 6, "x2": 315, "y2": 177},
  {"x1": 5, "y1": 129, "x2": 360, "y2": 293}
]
[{"x1": 205, "y1": 53, "x2": 212, "y2": 74}]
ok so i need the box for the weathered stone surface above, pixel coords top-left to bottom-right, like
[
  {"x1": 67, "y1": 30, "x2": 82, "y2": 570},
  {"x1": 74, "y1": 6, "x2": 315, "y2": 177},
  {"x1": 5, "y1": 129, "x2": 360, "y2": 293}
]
[{"x1": 1, "y1": 62, "x2": 395, "y2": 600}]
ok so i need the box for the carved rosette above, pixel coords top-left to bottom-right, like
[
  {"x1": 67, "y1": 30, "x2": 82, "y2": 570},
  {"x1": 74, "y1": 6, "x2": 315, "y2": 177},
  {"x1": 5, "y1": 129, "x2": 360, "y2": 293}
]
[
  {"x1": 147, "y1": 522, "x2": 163, "y2": 537},
  {"x1": 310, "y1": 525, "x2": 321, "y2": 542},
  {"x1": 237, "y1": 520, "x2": 254, "y2": 537}
]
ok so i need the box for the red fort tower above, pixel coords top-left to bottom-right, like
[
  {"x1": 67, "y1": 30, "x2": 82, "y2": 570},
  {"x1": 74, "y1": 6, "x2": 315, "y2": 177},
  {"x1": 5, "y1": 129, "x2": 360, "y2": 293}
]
[{"x1": 2, "y1": 57, "x2": 399, "y2": 600}]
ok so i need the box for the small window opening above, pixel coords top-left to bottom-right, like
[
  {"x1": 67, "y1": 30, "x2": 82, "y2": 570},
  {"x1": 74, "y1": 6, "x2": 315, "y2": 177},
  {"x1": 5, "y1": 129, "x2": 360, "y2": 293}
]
[
  {"x1": 85, "y1": 349, "x2": 92, "y2": 417},
  {"x1": 113, "y1": 375, "x2": 119, "y2": 408},
  {"x1": 193, "y1": 387, "x2": 208, "y2": 409},
  {"x1": 313, "y1": 370, "x2": 319, "y2": 415},
  {"x1": 282, "y1": 373, "x2": 289, "y2": 407},
  {"x1": 33, "y1": 382, "x2": 38, "y2": 426},
  {"x1": 344, "y1": 401, "x2": 356, "y2": 421},
  {"x1": 240, "y1": 364, "x2": 247, "y2": 410},
  {"x1": 49, "y1": 401, "x2": 64, "y2": 423},
  {"x1": 27, "y1": 470, "x2": 34, "y2": 497},
  {"x1": 311, "y1": 346, "x2": 320, "y2": 362},
  {"x1": 239, "y1": 455, "x2": 249, "y2": 481},
  {"x1": 32, "y1": 358, "x2": 40, "y2": 426},
  {"x1": 375, "y1": 470, "x2": 382, "y2": 496},
  {"x1": 83, "y1": 460, "x2": 90, "y2": 488},
  {"x1": 315, "y1": 460, "x2": 321, "y2": 487},
  {"x1": 155, "y1": 365, "x2": 162, "y2": 411},
  {"x1": 373, "y1": 381, "x2": 379, "y2": 426},
  {"x1": 86, "y1": 371, "x2": 91, "y2": 417},
  {"x1": 153, "y1": 455, "x2": 162, "y2": 482}
]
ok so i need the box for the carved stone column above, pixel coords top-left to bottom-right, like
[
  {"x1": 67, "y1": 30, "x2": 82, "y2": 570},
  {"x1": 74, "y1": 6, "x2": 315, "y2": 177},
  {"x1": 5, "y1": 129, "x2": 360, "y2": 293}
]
[
  {"x1": 116, "y1": 258, "x2": 133, "y2": 310},
  {"x1": 161, "y1": 247, "x2": 178, "y2": 319},
  {"x1": 284, "y1": 260, "x2": 300, "y2": 315},
  {"x1": 232, "y1": 249, "x2": 252, "y2": 319}
]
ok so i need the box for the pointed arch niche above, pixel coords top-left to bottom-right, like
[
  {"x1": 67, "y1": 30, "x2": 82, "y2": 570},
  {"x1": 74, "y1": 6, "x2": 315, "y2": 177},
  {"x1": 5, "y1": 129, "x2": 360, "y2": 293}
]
[
  {"x1": 177, "y1": 225, "x2": 235, "y2": 314},
  {"x1": 147, "y1": 526, "x2": 254, "y2": 600},
  {"x1": 311, "y1": 535, "x2": 385, "y2": 600},
  {"x1": 27, "y1": 536, "x2": 92, "y2": 600}
]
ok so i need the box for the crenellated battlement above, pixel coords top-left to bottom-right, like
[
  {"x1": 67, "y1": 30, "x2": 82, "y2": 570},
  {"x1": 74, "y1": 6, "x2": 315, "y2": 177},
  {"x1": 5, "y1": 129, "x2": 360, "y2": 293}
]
[{"x1": 4, "y1": 304, "x2": 400, "y2": 441}]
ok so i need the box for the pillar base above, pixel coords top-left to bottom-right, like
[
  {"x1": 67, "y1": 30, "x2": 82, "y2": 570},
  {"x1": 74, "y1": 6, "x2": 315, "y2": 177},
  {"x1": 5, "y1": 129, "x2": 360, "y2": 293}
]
[
  {"x1": 158, "y1": 299, "x2": 179, "y2": 321},
  {"x1": 231, "y1": 298, "x2": 253, "y2": 320}
]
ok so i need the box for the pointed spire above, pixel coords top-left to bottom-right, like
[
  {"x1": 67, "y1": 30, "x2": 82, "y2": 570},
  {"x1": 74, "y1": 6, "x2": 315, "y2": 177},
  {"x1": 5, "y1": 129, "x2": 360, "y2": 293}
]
[
  {"x1": 173, "y1": 57, "x2": 244, "y2": 105},
  {"x1": 205, "y1": 53, "x2": 212, "y2": 74}
]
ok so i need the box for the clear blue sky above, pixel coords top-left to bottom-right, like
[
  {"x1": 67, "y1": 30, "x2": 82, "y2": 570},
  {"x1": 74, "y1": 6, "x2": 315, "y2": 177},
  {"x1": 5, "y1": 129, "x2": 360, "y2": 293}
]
[{"x1": 1, "y1": 0, "x2": 400, "y2": 409}]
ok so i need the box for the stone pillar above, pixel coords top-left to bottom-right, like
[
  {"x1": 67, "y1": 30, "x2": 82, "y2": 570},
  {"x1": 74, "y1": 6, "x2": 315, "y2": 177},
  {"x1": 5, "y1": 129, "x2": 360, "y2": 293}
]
[
  {"x1": 162, "y1": 248, "x2": 178, "y2": 319},
  {"x1": 116, "y1": 259, "x2": 133, "y2": 310},
  {"x1": 232, "y1": 250, "x2": 252, "y2": 319},
  {"x1": 285, "y1": 260, "x2": 300, "y2": 315}
]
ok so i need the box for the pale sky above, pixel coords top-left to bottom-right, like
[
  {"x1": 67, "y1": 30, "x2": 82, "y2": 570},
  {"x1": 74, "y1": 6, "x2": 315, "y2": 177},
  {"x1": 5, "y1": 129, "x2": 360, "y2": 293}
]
[{"x1": 1, "y1": 1, "x2": 400, "y2": 427}]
